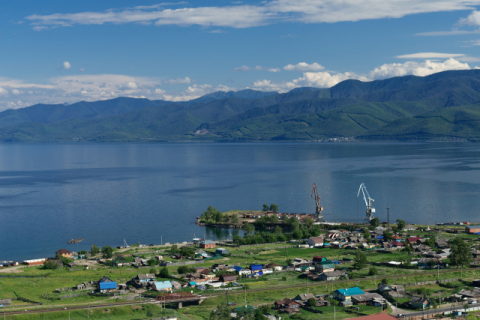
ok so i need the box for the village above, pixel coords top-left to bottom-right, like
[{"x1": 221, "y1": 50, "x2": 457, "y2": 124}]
[{"x1": 2, "y1": 209, "x2": 480, "y2": 320}]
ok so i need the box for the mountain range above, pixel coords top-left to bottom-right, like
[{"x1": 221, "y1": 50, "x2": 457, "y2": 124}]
[{"x1": 2, "y1": 70, "x2": 480, "y2": 142}]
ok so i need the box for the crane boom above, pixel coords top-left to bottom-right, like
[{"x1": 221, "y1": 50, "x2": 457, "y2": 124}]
[
  {"x1": 311, "y1": 183, "x2": 326, "y2": 222},
  {"x1": 357, "y1": 183, "x2": 375, "y2": 224}
]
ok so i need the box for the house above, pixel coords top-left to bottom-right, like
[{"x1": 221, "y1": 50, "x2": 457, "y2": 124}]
[
  {"x1": 220, "y1": 274, "x2": 236, "y2": 283},
  {"x1": 291, "y1": 258, "x2": 310, "y2": 267},
  {"x1": 312, "y1": 256, "x2": 327, "y2": 263},
  {"x1": 294, "y1": 293, "x2": 315, "y2": 305},
  {"x1": 152, "y1": 281, "x2": 173, "y2": 292},
  {"x1": 436, "y1": 238, "x2": 450, "y2": 248},
  {"x1": 407, "y1": 237, "x2": 422, "y2": 244},
  {"x1": 351, "y1": 293, "x2": 385, "y2": 306},
  {"x1": 98, "y1": 276, "x2": 117, "y2": 291},
  {"x1": 307, "y1": 236, "x2": 324, "y2": 247},
  {"x1": 216, "y1": 248, "x2": 230, "y2": 255},
  {"x1": 23, "y1": 258, "x2": 46, "y2": 266},
  {"x1": 315, "y1": 261, "x2": 335, "y2": 273},
  {"x1": 200, "y1": 240, "x2": 216, "y2": 249},
  {"x1": 136, "y1": 273, "x2": 156, "y2": 283},
  {"x1": 56, "y1": 249, "x2": 72, "y2": 258},
  {"x1": 466, "y1": 225, "x2": 480, "y2": 234},
  {"x1": 274, "y1": 299, "x2": 300, "y2": 313},
  {"x1": 266, "y1": 262, "x2": 282, "y2": 271},
  {"x1": 389, "y1": 241, "x2": 404, "y2": 248},
  {"x1": 238, "y1": 269, "x2": 252, "y2": 276},
  {"x1": 344, "y1": 313, "x2": 399, "y2": 320},
  {"x1": 386, "y1": 285, "x2": 405, "y2": 298},
  {"x1": 334, "y1": 287, "x2": 365, "y2": 301},
  {"x1": 112, "y1": 256, "x2": 128, "y2": 267},
  {"x1": 250, "y1": 264, "x2": 263, "y2": 273},
  {"x1": 170, "y1": 281, "x2": 181, "y2": 290},
  {"x1": 319, "y1": 270, "x2": 346, "y2": 281},
  {"x1": 410, "y1": 296, "x2": 430, "y2": 309},
  {"x1": 377, "y1": 283, "x2": 392, "y2": 293}
]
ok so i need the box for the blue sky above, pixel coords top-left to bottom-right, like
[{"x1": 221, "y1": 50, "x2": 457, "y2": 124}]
[{"x1": 1, "y1": 0, "x2": 480, "y2": 110}]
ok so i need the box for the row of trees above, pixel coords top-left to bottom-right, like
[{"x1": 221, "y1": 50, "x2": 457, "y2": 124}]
[
  {"x1": 170, "y1": 245, "x2": 195, "y2": 258},
  {"x1": 262, "y1": 203, "x2": 278, "y2": 212},
  {"x1": 200, "y1": 206, "x2": 239, "y2": 224}
]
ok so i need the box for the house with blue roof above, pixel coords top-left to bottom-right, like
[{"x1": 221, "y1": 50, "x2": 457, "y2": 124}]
[
  {"x1": 334, "y1": 287, "x2": 365, "y2": 301},
  {"x1": 250, "y1": 264, "x2": 263, "y2": 273},
  {"x1": 152, "y1": 281, "x2": 172, "y2": 292}
]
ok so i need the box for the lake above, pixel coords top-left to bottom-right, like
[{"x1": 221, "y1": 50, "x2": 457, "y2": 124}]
[{"x1": 1, "y1": 142, "x2": 479, "y2": 261}]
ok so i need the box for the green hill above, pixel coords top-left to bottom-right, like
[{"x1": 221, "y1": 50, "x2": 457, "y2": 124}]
[{"x1": 2, "y1": 69, "x2": 480, "y2": 141}]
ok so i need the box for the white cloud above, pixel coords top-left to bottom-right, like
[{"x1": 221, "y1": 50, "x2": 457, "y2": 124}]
[
  {"x1": 395, "y1": 52, "x2": 465, "y2": 59},
  {"x1": 416, "y1": 29, "x2": 480, "y2": 36},
  {"x1": 11, "y1": 89, "x2": 21, "y2": 95},
  {"x1": 62, "y1": 61, "x2": 71, "y2": 70},
  {"x1": 253, "y1": 58, "x2": 473, "y2": 92},
  {"x1": 25, "y1": 1, "x2": 480, "y2": 30},
  {"x1": 283, "y1": 62, "x2": 324, "y2": 71},
  {"x1": 459, "y1": 10, "x2": 480, "y2": 26},
  {"x1": 162, "y1": 77, "x2": 191, "y2": 84},
  {"x1": 0, "y1": 88, "x2": 7, "y2": 96},
  {"x1": 368, "y1": 58, "x2": 470, "y2": 79},
  {"x1": 79, "y1": 68, "x2": 85, "y2": 72},
  {"x1": 234, "y1": 65, "x2": 280, "y2": 72},
  {"x1": 126, "y1": 81, "x2": 137, "y2": 89}
]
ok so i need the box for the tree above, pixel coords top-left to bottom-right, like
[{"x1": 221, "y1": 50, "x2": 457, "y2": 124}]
[
  {"x1": 149, "y1": 267, "x2": 157, "y2": 275},
  {"x1": 170, "y1": 244, "x2": 180, "y2": 255},
  {"x1": 396, "y1": 219, "x2": 406, "y2": 231},
  {"x1": 450, "y1": 238, "x2": 472, "y2": 268},
  {"x1": 304, "y1": 218, "x2": 314, "y2": 231},
  {"x1": 383, "y1": 230, "x2": 393, "y2": 242},
  {"x1": 425, "y1": 236, "x2": 436, "y2": 248},
  {"x1": 147, "y1": 258, "x2": 157, "y2": 266},
  {"x1": 269, "y1": 203, "x2": 278, "y2": 213},
  {"x1": 209, "y1": 303, "x2": 231, "y2": 320},
  {"x1": 231, "y1": 214, "x2": 239, "y2": 224},
  {"x1": 202, "y1": 206, "x2": 223, "y2": 223},
  {"x1": 159, "y1": 267, "x2": 169, "y2": 278},
  {"x1": 178, "y1": 266, "x2": 191, "y2": 274},
  {"x1": 262, "y1": 204, "x2": 269, "y2": 211},
  {"x1": 353, "y1": 250, "x2": 368, "y2": 269},
  {"x1": 243, "y1": 223, "x2": 255, "y2": 236},
  {"x1": 91, "y1": 244, "x2": 100, "y2": 256},
  {"x1": 292, "y1": 228, "x2": 303, "y2": 239},
  {"x1": 270, "y1": 215, "x2": 279, "y2": 224},
  {"x1": 274, "y1": 226, "x2": 283, "y2": 234},
  {"x1": 307, "y1": 298, "x2": 317, "y2": 307},
  {"x1": 368, "y1": 266, "x2": 378, "y2": 276},
  {"x1": 381, "y1": 278, "x2": 388, "y2": 284},
  {"x1": 370, "y1": 217, "x2": 380, "y2": 227},
  {"x1": 222, "y1": 214, "x2": 230, "y2": 223},
  {"x1": 286, "y1": 258, "x2": 293, "y2": 265},
  {"x1": 101, "y1": 246, "x2": 113, "y2": 258},
  {"x1": 180, "y1": 247, "x2": 195, "y2": 258},
  {"x1": 43, "y1": 260, "x2": 60, "y2": 270}
]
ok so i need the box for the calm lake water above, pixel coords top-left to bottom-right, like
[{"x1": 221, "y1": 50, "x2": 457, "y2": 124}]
[{"x1": 1, "y1": 142, "x2": 480, "y2": 261}]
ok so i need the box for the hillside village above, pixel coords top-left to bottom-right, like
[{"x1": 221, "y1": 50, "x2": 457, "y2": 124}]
[{"x1": 2, "y1": 211, "x2": 480, "y2": 319}]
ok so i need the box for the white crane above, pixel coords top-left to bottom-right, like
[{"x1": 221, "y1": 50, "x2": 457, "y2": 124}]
[{"x1": 357, "y1": 183, "x2": 375, "y2": 224}]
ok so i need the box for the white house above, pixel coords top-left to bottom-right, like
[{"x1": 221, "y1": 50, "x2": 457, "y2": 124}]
[{"x1": 307, "y1": 236, "x2": 324, "y2": 247}]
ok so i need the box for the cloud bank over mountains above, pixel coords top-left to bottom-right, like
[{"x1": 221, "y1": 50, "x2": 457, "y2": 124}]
[{"x1": 0, "y1": 56, "x2": 476, "y2": 110}]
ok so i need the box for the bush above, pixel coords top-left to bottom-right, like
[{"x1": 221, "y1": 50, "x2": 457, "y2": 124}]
[
  {"x1": 91, "y1": 244, "x2": 100, "y2": 256},
  {"x1": 159, "y1": 267, "x2": 169, "y2": 278},
  {"x1": 43, "y1": 260, "x2": 60, "y2": 270}
]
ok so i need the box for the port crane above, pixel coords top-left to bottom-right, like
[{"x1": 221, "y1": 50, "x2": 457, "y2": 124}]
[
  {"x1": 311, "y1": 183, "x2": 326, "y2": 222},
  {"x1": 357, "y1": 183, "x2": 375, "y2": 224}
]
